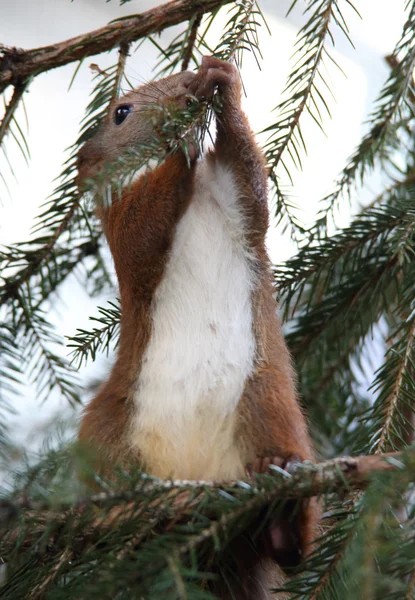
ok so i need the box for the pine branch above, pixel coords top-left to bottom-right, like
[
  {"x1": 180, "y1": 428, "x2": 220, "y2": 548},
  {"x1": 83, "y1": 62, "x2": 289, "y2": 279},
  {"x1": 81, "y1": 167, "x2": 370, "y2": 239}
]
[
  {"x1": 214, "y1": 0, "x2": 264, "y2": 63},
  {"x1": 67, "y1": 300, "x2": 121, "y2": 367},
  {"x1": 314, "y1": 0, "x2": 415, "y2": 232},
  {"x1": 0, "y1": 0, "x2": 234, "y2": 94},
  {"x1": 375, "y1": 321, "x2": 415, "y2": 454},
  {"x1": 0, "y1": 79, "x2": 27, "y2": 147},
  {"x1": 0, "y1": 197, "x2": 82, "y2": 307},
  {"x1": 406, "y1": 567, "x2": 415, "y2": 600},
  {"x1": 28, "y1": 547, "x2": 71, "y2": 600},
  {"x1": 18, "y1": 307, "x2": 80, "y2": 406},
  {"x1": 276, "y1": 199, "x2": 415, "y2": 321},
  {"x1": 0, "y1": 451, "x2": 411, "y2": 597},
  {"x1": 265, "y1": 0, "x2": 342, "y2": 172},
  {"x1": 1, "y1": 80, "x2": 30, "y2": 195},
  {"x1": 264, "y1": 0, "x2": 356, "y2": 238},
  {"x1": 1, "y1": 452, "x2": 408, "y2": 525},
  {"x1": 150, "y1": 12, "x2": 207, "y2": 78},
  {"x1": 0, "y1": 56, "x2": 126, "y2": 406},
  {"x1": 364, "y1": 301, "x2": 415, "y2": 455},
  {"x1": 181, "y1": 12, "x2": 203, "y2": 70},
  {"x1": 112, "y1": 41, "x2": 131, "y2": 101}
]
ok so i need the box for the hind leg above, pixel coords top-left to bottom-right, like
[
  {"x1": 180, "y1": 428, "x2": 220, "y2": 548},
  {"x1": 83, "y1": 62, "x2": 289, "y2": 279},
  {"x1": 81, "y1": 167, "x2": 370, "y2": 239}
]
[{"x1": 248, "y1": 454, "x2": 318, "y2": 569}]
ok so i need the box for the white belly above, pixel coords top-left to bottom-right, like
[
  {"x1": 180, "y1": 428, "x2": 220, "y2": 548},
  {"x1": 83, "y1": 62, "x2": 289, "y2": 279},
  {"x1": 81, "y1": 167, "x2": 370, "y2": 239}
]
[{"x1": 130, "y1": 159, "x2": 256, "y2": 480}]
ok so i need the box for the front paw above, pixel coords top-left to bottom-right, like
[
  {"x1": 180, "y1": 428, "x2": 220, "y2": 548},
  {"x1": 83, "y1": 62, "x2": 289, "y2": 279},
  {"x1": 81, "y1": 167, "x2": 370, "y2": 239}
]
[{"x1": 189, "y1": 56, "x2": 241, "y2": 104}]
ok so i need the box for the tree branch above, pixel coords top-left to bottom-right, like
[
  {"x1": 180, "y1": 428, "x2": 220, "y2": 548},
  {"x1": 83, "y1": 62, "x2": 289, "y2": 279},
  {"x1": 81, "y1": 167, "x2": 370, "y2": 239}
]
[
  {"x1": 181, "y1": 11, "x2": 203, "y2": 71},
  {"x1": 1, "y1": 452, "x2": 409, "y2": 523},
  {"x1": 0, "y1": 79, "x2": 28, "y2": 147},
  {"x1": 0, "y1": 452, "x2": 410, "y2": 564},
  {"x1": 0, "y1": 0, "x2": 233, "y2": 94}
]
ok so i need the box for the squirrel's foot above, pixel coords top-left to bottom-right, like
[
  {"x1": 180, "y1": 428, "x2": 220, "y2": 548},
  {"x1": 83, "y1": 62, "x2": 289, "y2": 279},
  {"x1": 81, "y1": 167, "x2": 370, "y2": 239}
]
[{"x1": 247, "y1": 453, "x2": 305, "y2": 568}]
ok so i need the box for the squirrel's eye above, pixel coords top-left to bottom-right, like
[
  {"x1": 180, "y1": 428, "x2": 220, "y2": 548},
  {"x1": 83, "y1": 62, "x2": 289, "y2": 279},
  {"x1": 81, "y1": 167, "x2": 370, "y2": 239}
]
[{"x1": 114, "y1": 104, "x2": 133, "y2": 125}]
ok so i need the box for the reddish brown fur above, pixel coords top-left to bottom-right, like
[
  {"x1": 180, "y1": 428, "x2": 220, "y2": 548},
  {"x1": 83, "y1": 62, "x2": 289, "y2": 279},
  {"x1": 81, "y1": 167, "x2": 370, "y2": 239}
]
[
  {"x1": 79, "y1": 153, "x2": 196, "y2": 466},
  {"x1": 78, "y1": 57, "x2": 318, "y2": 598}
]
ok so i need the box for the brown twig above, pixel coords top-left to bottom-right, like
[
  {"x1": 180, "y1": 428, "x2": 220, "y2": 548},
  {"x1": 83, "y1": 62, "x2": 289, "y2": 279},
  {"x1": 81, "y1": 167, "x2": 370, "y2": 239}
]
[
  {"x1": 0, "y1": 79, "x2": 28, "y2": 147},
  {"x1": 181, "y1": 12, "x2": 203, "y2": 71},
  {"x1": 0, "y1": 0, "x2": 233, "y2": 94},
  {"x1": 112, "y1": 41, "x2": 131, "y2": 102},
  {"x1": 28, "y1": 547, "x2": 72, "y2": 600}
]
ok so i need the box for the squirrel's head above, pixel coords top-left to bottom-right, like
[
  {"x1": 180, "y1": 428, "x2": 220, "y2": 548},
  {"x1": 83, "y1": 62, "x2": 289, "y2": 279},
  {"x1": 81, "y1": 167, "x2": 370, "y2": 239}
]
[{"x1": 77, "y1": 70, "x2": 198, "y2": 189}]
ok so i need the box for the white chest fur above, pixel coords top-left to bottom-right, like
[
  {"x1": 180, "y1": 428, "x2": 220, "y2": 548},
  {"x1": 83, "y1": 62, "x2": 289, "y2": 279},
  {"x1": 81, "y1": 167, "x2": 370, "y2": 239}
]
[{"x1": 130, "y1": 159, "x2": 256, "y2": 480}]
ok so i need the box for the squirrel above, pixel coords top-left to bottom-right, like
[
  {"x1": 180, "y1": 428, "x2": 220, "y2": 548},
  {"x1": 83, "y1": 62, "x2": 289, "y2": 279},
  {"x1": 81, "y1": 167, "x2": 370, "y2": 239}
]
[{"x1": 77, "y1": 56, "x2": 318, "y2": 599}]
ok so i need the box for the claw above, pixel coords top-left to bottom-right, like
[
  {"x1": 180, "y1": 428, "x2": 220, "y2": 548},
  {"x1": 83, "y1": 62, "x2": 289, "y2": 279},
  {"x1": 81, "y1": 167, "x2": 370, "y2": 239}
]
[{"x1": 246, "y1": 453, "x2": 308, "y2": 569}]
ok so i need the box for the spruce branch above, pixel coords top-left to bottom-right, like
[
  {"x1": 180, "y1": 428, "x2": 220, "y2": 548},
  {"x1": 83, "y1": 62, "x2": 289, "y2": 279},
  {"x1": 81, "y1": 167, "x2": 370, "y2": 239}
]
[
  {"x1": 365, "y1": 303, "x2": 415, "y2": 455},
  {"x1": 0, "y1": 451, "x2": 411, "y2": 597},
  {"x1": 112, "y1": 41, "x2": 131, "y2": 101},
  {"x1": 17, "y1": 305, "x2": 80, "y2": 406},
  {"x1": 181, "y1": 12, "x2": 203, "y2": 70},
  {"x1": 67, "y1": 300, "x2": 121, "y2": 367},
  {"x1": 150, "y1": 11, "x2": 207, "y2": 78},
  {"x1": 0, "y1": 79, "x2": 28, "y2": 147},
  {"x1": 0, "y1": 55, "x2": 127, "y2": 406},
  {"x1": 150, "y1": 7, "x2": 206, "y2": 78},
  {"x1": 265, "y1": 0, "x2": 344, "y2": 171},
  {"x1": 28, "y1": 547, "x2": 71, "y2": 600},
  {"x1": 406, "y1": 567, "x2": 415, "y2": 600},
  {"x1": 279, "y1": 501, "x2": 359, "y2": 599},
  {"x1": 0, "y1": 452, "x2": 408, "y2": 525},
  {"x1": 0, "y1": 0, "x2": 234, "y2": 94},
  {"x1": 314, "y1": 0, "x2": 415, "y2": 233},
  {"x1": 263, "y1": 0, "x2": 356, "y2": 237},
  {"x1": 276, "y1": 199, "x2": 415, "y2": 319},
  {"x1": 0, "y1": 197, "x2": 82, "y2": 308},
  {"x1": 214, "y1": 0, "x2": 264, "y2": 64},
  {"x1": 1, "y1": 79, "x2": 30, "y2": 194}
]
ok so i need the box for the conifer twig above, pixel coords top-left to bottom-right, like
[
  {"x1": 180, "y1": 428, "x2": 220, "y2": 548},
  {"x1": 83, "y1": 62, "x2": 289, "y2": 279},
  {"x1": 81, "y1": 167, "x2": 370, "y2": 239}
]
[
  {"x1": 28, "y1": 548, "x2": 71, "y2": 600},
  {"x1": 0, "y1": 0, "x2": 233, "y2": 94},
  {"x1": 0, "y1": 452, "x2": 408, "y2": 524},
  {"x1": 112, "y1": 41, "x2": 131, "y2": 101},
  {"x1": 375, "y1": 320, "x2": 415, "y2": 455},
  {"x1": 0, "y1": 79, "x2": 27, "y2": 147},
  {"x1": 406, "y1": 566, "x2": 415, "y2": 600},
  {"x1": 181, "y1": 12, "x2": 203, "y2": 71}
]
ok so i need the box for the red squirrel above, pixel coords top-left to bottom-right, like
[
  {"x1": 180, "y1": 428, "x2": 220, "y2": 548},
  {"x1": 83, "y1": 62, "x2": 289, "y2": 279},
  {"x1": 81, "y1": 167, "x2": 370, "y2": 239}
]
[{"x1": 77, "y1": 56, "x2": 318, "y2": 598}]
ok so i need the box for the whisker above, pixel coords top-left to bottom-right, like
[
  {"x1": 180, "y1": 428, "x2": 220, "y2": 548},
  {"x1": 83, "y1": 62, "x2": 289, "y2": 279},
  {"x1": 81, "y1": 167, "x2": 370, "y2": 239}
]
[
  {"x1": 125, "y1": 68, "x2": 169, "y2": 98},
  {"x1": 145, "y1": 81, "x2": 169, "y2": 98},
  {"x1": 136, "y1": 89, "x2": 161, "y2": 101}
]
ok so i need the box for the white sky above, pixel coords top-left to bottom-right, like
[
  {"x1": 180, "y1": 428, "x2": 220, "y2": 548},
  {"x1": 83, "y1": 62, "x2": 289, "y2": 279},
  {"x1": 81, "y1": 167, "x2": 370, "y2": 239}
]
[{"x1": 0, "y1": 0, "x2": 408, "y2": 452}]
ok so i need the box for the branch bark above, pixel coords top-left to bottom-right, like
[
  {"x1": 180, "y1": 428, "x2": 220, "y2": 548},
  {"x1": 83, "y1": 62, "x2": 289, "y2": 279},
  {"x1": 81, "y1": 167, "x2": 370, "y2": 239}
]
[{"x1": 0, "y1": 0, "x2": 233, "y2": 94}]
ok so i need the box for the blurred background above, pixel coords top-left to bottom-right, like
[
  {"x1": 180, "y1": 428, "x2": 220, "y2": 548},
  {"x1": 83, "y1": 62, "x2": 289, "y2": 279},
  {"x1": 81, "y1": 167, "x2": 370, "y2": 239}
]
[{"x1": 0, "y1": 0, "x2": 407, "y2": 458}]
